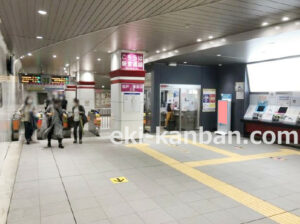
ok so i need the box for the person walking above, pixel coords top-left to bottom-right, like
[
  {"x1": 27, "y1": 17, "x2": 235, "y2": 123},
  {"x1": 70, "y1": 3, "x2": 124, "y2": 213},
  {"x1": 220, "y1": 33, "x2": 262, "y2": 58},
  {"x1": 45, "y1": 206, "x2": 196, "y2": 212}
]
[
  {"x1": 72, "y1": 99, "x2": 86, "y2": 144},
  {"x1": 19, "y1": 96, "x2": 36, "y2": 144},
  {"x1": 45, "y1": 99, "x2": 65, "y2": 148}
]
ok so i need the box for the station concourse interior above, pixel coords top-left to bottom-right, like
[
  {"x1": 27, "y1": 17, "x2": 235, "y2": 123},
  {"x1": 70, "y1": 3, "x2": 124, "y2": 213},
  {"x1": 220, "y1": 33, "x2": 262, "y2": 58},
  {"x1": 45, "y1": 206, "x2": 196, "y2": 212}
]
[{"x1": 1, "y1": 1, "x2": 300, "y2": 224}]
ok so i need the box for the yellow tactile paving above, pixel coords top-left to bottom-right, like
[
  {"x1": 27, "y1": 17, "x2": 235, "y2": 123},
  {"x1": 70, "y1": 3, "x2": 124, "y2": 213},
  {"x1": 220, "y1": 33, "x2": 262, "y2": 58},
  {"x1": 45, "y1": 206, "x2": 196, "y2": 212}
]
[
  {"x1": 128, "y1": 144, "x2": 300, "y2": 224},
  {"x1": 184, "y1": 149, "x2": 299, "y2": 167},
  {"x1": 164, "y1": 136, "x2": 241, "y2": 157}
]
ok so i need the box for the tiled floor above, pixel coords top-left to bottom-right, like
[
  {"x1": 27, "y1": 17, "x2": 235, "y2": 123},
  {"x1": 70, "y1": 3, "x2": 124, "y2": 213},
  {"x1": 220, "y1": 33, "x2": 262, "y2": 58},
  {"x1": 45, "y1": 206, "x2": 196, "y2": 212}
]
[{"x1": 6, "y1": 134, "x2": 300, "y2": 224}]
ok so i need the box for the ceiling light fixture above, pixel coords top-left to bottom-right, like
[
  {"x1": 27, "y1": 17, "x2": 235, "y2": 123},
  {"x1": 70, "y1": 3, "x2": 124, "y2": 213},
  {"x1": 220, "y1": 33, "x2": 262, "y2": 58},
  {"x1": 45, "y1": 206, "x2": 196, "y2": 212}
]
[
  {"x1": 20, "y1": 56, "x2": 24, "y2": 59},
  {"x1": 197, "y1": 38, "x2": 202, "y2": 42},
  {"x1": 27, "y1": 53, "x2": 32, "y2": 56},
  {"x1": 208, "y1": 35, "x2": 214, "y2": 39},
  {"x1": 221, "y1": 38, "x2": 226, "y2": 42},
  {"x1": 261, "y1": 22, "x2": 269, "y2": 27},
  {"x1": 38, "y1": 10, "x2": 47, "y2": 15},
  {"x1": 102, "y1": 85, "x2": 105, "y2": 88},
  {"x1": 217, "y1": 54, "x2": 221, "y2": 57},
  {"x1": 97, "y1": 58, "x2": 101, "y2": 61},
  {"x1": 275, "y1": 26, "x2": 281, "y2": 30},
  {"x1": 53, "y1": 55, "x2": 56, "y2": 58},
  {"x1": 76, "y1": 56, "x2": 80, "y2": 60},
  {"x1": 174, "y1": 50, "x2": 179, "y2": 53},
  {"x1": 162, "y1": 48, "x2": 167, "y2": 52},
  {"x1": 36, "y1": 36, "x2": 43, "y2": 39},
  {"x1": 218, "y1": 64, "x2": 223, "y2": 67},
  {"x1": 282, "y1": 16, "x2": 290, "y2": 22},
  {"x1": 183, "y1": 61, "x2": 187, "y2": 64},
  {"x1": 65, "y1": 64, "x2": 69, "y2": 67},
  {"x1": 156, "y1": 50, "x2": 160, "y2": 53},
  {"x1": 108, "y1": 51, "x2": 111, "y2": 53}
]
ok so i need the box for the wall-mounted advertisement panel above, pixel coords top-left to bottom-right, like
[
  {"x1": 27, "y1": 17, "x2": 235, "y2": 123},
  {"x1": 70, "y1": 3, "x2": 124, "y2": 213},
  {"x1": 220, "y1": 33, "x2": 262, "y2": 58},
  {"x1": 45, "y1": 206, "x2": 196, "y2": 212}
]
[
  {"x1": 247, "y1": 57, "x2": 300, "y2": 92},
  {"x1": 121, "y1": 52, "x2": 143, "y2": 71},
  {"x1": 202, "y1": 89, "x2": 216, "y2": 112}
]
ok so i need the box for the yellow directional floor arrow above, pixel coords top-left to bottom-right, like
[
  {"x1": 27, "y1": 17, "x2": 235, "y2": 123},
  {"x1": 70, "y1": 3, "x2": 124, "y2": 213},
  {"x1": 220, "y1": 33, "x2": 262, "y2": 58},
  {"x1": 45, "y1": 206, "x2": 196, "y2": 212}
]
[{"x1": 110, "y1": 176, "x2": 128, "y2": 184}]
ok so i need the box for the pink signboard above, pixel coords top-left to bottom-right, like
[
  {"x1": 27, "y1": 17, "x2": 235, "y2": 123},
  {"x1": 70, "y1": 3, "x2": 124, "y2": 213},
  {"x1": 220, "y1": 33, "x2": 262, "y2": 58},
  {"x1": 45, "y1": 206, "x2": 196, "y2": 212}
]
[
  {"x1": 121, "y1": 52, "x2": 143, "y2": 70},
  {"x1": 121, "y1": 83, "x2": 144, "y2": 92}
]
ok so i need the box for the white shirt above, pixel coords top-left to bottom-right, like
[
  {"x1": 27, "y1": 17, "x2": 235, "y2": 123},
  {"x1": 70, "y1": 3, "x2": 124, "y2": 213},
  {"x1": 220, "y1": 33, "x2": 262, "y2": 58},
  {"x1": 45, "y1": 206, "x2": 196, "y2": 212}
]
[{"x1": 74, "y1": 106, "x2": 80, "y2": 122}]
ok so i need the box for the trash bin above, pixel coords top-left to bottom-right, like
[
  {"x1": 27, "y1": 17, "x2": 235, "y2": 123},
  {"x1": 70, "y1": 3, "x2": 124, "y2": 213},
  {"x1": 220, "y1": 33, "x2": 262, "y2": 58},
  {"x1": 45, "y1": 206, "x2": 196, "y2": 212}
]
[{"x1": 11, "y1": 113, "x2": 21, "y2": 141}]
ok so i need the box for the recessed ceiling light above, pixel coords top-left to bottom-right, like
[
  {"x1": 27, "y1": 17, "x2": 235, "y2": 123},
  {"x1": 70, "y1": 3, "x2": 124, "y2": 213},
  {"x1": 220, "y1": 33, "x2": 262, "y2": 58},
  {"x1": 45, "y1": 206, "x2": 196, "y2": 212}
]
[
  {"x1": 197, "y1": 38, "x2": 202, "y2": 42},
  {"x1": 38, "y1": 10, "x2": 47, "y2": 15},
  {"x1": 53, "y1": 55, "x2": 56, "y2": 58},
  {"x1": 20, "y1": 56, "x2": 24, "y2": 59},
  {"x1": 282, "y1": 16, "x2": 290, "y2": 22},
  {"x1": 27, "y1": 53, "x2": 32, "y2": 56},
  {"x1": 208, "y1": 35, "x2": 214, "y2": 39},
  {"x1": 217, "y1": 54, "x2": 221, "y2": 57},
  {"x1": 174, "y1": 50, "x2": 179, "y2": 53},
  {"x1": 65, "y1": 64, "x2": 69, "y2": 67},
  {"x1": 261, "y1": 22, "x2": 269, "y2": 26},
  {"x1": 162, "y1": 48, "x2": 167, "y2": 52},
  {"x1": 156, "y1": 50, "x2": 160, "y2": 53},
  {"x1": 102, "y1": 85, "x2": 105, "y2": 88},
  {"x1": 183, "y1": 61, "x2": 187, "y2": 64},
  {"x1": 76, "y1": 56, "x2": 80, "y2": 60},
  {"x1": 218, "y1": 64, "x2": 223, "y2": 67},
  {"x1": 36, "y1": 36, "x2": 43, "y2": 39},
  {"x1": 97, "y1": 58, "x2": 101, "y2": 61}
]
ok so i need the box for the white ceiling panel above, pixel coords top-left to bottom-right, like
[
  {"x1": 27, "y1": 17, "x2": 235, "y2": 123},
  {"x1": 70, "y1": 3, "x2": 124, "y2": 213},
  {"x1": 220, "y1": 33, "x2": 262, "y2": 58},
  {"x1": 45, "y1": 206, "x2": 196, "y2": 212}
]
[{"x1": 1, "y1": 0, "x2": 300, "y2": 78}]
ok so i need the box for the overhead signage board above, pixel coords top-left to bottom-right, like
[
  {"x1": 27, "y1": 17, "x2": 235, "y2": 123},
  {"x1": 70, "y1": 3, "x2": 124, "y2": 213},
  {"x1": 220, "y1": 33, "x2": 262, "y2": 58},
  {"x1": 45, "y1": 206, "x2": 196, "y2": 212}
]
[
  {"x1": 21, "y1": 75, "x2": 41, "y2": 84},
  {"x1": 51, "y1": 76, "x2": 69, "y2": 85},
  {"x1": 121, "y1": 52, "x2": 143, "y2": 71},
  {"x1": 20, "y1": 74, "x2": 69, "y2": 85}
]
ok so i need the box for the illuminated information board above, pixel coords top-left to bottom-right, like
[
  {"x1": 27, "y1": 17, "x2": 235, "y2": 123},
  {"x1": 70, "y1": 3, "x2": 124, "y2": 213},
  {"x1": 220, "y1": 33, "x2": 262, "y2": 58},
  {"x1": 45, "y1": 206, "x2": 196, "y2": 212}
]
[
  {"x1": 21, "y1": 74, "x2": 69, "y2": 85},
  {"x1": 21, "y1": 75, "x2": 41, "y2": 84},
  {"x1": 51, "y1": 76, "x2": 69, "y2": 85}
]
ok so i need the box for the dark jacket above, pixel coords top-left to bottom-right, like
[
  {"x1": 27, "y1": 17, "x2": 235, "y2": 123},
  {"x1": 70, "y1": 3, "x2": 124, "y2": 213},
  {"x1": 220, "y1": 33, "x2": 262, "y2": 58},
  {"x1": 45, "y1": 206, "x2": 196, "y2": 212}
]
[{"x1": 72, "y1": 105, "x2": 87, "y2": 124}]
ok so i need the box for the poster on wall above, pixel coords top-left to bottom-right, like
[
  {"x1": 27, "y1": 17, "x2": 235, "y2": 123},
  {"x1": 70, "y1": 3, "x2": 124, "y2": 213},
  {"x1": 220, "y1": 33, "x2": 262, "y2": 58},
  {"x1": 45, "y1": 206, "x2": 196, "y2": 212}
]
[
  {"x1": 202, "y1": 89, "x2": 216, "y2": 112},
  {"x1": 95, "y1": 90, "x2": 111, "y2": 108},
  {"x1": 123, "y1": 93, "x2": 141, "y2": 113},
  {"x1": 235, "y1": 82, "x2": 244, "y2": 100}
]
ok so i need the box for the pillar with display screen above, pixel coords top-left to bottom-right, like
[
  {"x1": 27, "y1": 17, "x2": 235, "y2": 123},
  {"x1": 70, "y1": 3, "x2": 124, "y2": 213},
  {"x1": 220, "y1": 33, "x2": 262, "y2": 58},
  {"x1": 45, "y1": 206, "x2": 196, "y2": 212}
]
[
  {"x1": 215, "y1": 94, "x2": 232, "y2": 135},
  {"x1": 110, "y1": 51, "x2": 145, "y2": 140}
]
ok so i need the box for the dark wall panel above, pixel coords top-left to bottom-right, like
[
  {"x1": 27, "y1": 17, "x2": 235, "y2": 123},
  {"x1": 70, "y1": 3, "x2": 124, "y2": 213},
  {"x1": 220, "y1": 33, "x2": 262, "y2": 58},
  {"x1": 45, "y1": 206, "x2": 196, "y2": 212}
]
[{"x1": 217, "y1": 64, "x2": 248, "y2": 133}]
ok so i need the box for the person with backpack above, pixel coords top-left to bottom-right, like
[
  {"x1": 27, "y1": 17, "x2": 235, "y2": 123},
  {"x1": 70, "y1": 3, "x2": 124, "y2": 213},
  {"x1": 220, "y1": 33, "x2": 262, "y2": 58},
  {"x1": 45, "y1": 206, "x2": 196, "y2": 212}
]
[{"x1": 72, "y1": 98, "x2": 87, "y2": 144}]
